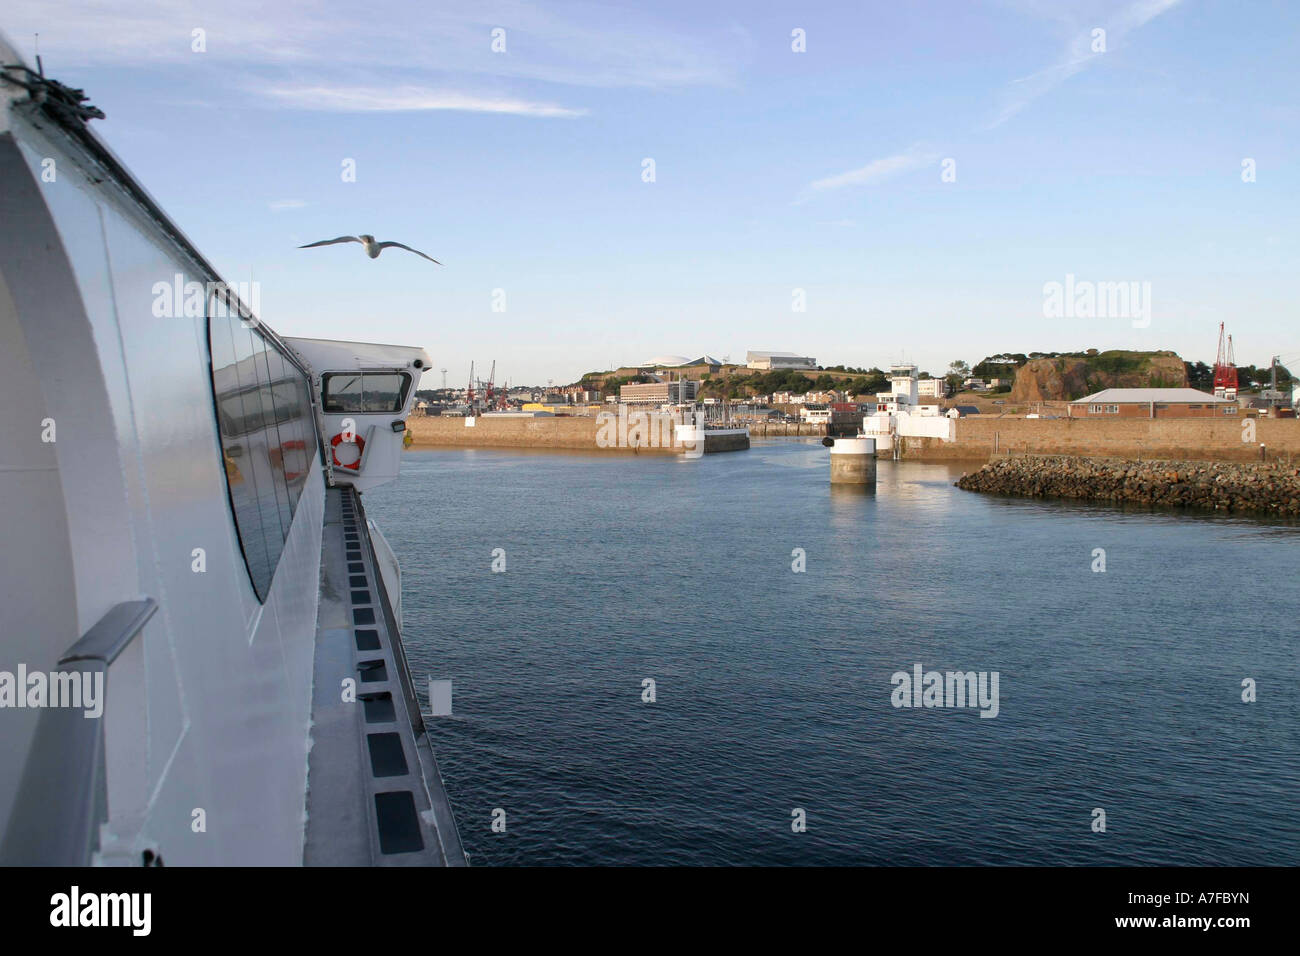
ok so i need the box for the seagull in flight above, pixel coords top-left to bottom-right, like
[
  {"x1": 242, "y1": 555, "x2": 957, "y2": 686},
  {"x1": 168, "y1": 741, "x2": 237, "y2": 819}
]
[{"x1": 298, "y1": 234, "x2": 442, "y2": 264}]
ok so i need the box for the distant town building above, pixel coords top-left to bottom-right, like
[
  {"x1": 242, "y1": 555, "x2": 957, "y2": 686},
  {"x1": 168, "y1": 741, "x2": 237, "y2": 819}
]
[
  {"x1": 555, "y1": 385, "x2": 602, "y2": 403},
  {"x1": 800, "y1": 403, "x2": 862, "y2": 430},
  {"x1": 620, "y1": 380, "x2": 700, "y2": 405},
  {"x1": 917, "y1": 377, "x2": 947, "y2": 398},
  {"x1": 747, "y1": 351, "x2": 816, "y2": 371},
  {"x1": 1067, "y1": 388, "x2": 1237, "y2": 418}
]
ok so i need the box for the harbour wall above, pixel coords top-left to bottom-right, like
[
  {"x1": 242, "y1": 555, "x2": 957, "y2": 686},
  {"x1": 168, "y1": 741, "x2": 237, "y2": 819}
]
[
  {"x1": 405, "y1": 415, "x2": 749, "y2": 454},
  {"x1": 900, "y1": 417, "x2": 1300, "y2": 463},
  {"x1": 703, "y1": 430, "x2": 751, "y2": 453},
  {"x1": 746, "y1": 421, "x2": 840, "y2": 437},
  {"x1": 406, "y1": 414, "x2": 1300, "y2": 463},
  {"x1": 407, "y1": 415, "x2": 674, "y2": 454}
]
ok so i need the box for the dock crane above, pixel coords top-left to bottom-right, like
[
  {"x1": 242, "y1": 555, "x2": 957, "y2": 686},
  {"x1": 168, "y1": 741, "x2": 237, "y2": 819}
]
[{"x1": 1213, "y1": 322, "x2": 1238, "y2": 401}]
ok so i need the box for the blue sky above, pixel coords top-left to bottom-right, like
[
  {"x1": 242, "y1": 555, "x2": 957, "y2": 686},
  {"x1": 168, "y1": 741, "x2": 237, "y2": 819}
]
[{"x1": 8, "y1": 0, "x2": 1299, "y2": 385}]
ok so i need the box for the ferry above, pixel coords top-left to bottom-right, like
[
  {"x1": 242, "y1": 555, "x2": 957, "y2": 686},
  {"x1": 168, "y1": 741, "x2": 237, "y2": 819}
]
[{"x1": 0, "y1": 33, "x2": 465, "y2": 865}]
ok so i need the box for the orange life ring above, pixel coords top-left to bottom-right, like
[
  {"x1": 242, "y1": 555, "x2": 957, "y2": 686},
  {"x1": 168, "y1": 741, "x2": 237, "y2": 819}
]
[{"x1": 330, "y1": 432, "x2": 365, "y2": 471}]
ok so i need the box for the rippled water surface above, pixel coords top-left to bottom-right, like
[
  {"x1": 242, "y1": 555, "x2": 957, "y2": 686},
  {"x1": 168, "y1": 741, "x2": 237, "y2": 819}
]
[{"x1": 364, "y1": 440, "x2": 1300, "y2": 865}]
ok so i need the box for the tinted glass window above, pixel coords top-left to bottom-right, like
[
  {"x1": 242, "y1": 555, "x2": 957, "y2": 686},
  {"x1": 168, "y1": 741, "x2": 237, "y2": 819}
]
[
  {"x1": 267, "y1": 353, "x2": 312, "y2": 513},
  {"x1": 209, "y1": 309, "x2": 321, "y2": 602},
  {"x1": 213, "y1": 317, "x2": 274, "y2": 595},
  {"x1": 322, "y1": 373, "x2": 410, "y2": 413},
  {"x1": 257, "y1": 344, "x2": 295, "y2": 539},
  {"x1": 240, "y1": 330, "x2": 290, "y2": 566}
]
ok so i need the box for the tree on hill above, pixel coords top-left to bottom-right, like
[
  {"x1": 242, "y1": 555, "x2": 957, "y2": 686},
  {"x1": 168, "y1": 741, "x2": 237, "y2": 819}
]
[
  {"x1": 1184, "y1": 361, "x2": 1213, "y2": 391},
  {"x1": 850, "y1": 371, "x2": 889, "y2": 394},
  {"x1": 1238, "y1": 362, "x2": 1293, "y2": 389},
  {"x1": 972, "y1": 354, "x2": 1028, "y2": 378}
]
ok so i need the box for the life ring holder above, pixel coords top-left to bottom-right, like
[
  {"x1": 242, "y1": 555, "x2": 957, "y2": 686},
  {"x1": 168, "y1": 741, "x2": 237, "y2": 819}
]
[{"x1": 330, "y1": 432, "x2": 365, "y2": 471}]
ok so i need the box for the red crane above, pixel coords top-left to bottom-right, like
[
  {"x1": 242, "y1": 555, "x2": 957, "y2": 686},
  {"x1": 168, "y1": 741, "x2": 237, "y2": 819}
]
[
  {"x1": 1213, "y1": 322, "x2": 1238, "y2": 399},
  {"x1": 466, "y1": 361, "x2": 475, "y2": 413},
  {"x1": 484, "y1": 360, "x2": 496, "y2": 409}
]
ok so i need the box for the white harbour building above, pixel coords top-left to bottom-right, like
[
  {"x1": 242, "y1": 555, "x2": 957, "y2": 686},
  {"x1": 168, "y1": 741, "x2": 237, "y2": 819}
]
[{"x1": 863, "y1": 363, "x2": 955, "y2": 453}]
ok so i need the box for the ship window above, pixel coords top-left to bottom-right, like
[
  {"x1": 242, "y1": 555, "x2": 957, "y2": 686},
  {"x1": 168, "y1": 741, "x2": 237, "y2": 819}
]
[
  {"x1": 248, "y1": 332, "x2": 293, "y2": 549},
  {"x1": 208, "y1": 308, "x2": 321, "y2": 603},
  {"x1": 322, "y1": 373, "x2": 411, "y2": 413}
]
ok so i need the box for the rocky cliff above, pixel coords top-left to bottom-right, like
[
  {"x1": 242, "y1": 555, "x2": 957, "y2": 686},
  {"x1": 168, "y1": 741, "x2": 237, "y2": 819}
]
[{"x1": 1009, "y1": 351, "x2": 1188, "y2": 403}]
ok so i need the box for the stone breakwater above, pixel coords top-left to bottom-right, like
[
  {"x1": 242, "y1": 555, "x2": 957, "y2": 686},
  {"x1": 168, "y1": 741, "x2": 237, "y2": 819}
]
[{"x1": 955, "y1": 456, "x2": 1300, "y2": 516}]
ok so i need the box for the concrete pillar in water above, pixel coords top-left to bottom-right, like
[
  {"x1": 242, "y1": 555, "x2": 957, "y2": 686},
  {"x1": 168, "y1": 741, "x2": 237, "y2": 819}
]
[{"x1": 824, "y1": 436, "x2": 876, "y2": 486}]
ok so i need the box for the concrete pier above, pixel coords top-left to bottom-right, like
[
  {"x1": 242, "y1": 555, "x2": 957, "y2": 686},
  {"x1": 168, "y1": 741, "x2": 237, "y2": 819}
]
[
  {"x1": 703, "y1": 428, "x2": 750, "y2": 454},
  {"x1": 826, "y1": 436, "x2": 877, "y2": 486}
]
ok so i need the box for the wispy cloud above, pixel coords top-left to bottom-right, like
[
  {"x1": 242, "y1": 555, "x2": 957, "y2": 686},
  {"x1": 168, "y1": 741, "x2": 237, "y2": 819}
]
[
  {"x1": 264, "y1": 84, "x2": 586, "y2": 117},
  {"x1": 268, "y1": 199, "x2": 309, "y2": 211},
  {"x1": 3, "y1": 0, "x2": 744, "y2": 94},
  {"x1": 808, "y1": 148, "x2": 937, "y2": 192},
  {"x1": 989, "y1": 0, "x2": 1184, "y2": 128}
]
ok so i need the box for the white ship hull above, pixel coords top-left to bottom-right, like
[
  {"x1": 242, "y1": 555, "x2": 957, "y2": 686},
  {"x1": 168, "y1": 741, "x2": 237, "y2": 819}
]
[{"x1": 0, "y1": 35, "x2": 462, "y2": 866}]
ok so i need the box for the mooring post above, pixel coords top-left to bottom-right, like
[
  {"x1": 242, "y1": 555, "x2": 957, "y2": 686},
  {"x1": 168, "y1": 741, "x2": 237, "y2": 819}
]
[{"x1": 825, "y1": 436, "x2": 877, "y2": 487}]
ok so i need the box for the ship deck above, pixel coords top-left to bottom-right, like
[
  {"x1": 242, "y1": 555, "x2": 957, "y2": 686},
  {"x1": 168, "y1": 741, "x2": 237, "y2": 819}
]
[{"x1": 303, "y1": 486, "x2": 466, "y2": 865}]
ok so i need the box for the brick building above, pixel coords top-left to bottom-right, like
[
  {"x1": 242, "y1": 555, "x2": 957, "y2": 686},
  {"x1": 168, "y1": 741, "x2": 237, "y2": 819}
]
[{"x1": 1067, "y1": 388, "x2": 1238, "y2": 419}]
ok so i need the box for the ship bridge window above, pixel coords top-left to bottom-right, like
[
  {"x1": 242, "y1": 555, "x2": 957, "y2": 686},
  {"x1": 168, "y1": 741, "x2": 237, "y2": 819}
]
[
  {"x1": 208, "y1": 306, "x2": 321, "y2": 602},
  {"x1": 322, "y1": 372, "x2": 411, "y2": 413}
]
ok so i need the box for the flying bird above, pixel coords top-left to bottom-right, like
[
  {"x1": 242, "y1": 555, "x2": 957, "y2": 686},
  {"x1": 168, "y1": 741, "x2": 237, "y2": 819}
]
[{"x1": 298, "y1": 234, "x2": 441, "y2": 264}]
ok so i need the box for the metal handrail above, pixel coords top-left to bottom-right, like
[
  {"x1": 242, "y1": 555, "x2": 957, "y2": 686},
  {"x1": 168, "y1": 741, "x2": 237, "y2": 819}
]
[{"x1": 0, "y1": 598, "x2": 158, "y2": 866}]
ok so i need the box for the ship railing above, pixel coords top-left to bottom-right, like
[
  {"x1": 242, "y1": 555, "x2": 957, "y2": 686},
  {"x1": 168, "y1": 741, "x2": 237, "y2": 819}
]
[{"x1": 0, "y1": 598, "x2": 158, "y2": 866}]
